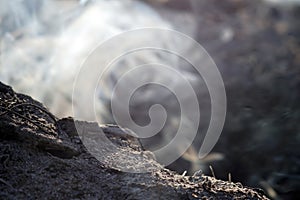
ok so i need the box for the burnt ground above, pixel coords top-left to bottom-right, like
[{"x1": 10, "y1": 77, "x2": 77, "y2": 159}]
[
  {"x1": 0, "y1": 0, "x2": 299, "y2": 199},
  {"x1": 0, "y1": 82, "x2": 270, "y2": 199}
]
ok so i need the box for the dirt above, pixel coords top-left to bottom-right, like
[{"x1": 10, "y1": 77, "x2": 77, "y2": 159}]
[{"x1": 0, "y1": 81, "x2": 269, "y2": 199}]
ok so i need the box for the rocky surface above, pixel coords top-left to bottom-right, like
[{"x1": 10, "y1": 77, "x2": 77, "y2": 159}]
[{"x1": 0, "y1": 82, "x2": 269, "y2": 199}]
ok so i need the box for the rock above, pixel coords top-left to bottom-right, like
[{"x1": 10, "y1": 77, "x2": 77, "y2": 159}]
[{"x1": 0, "y1": 81, "x2": 269, "y2": 199}]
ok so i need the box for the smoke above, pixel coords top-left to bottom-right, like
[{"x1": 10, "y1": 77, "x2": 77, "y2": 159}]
[
  {"x1": 0, "y1": 0, "x2": 218, "y2": 172},
  {"x1": 0, "y1": 0, "x2": 178, "y2": 116}
]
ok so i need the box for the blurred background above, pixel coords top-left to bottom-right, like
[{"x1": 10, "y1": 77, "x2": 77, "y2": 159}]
[{"x1": 0, "y1": 0, "x2": 299, "y2": 199}]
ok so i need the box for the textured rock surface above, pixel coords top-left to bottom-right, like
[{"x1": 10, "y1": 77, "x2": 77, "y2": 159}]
[{"x1": 0, "y1": 82, "x2": 269, "y2": 199}]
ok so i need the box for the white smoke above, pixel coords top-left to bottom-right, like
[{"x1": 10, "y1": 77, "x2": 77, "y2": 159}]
[
  {"x1": 0, "y1": 0, "x2": 185, "y2": 116},
  {"x1": 0, "y1": 0, "x2": 215, "y2": 172}
]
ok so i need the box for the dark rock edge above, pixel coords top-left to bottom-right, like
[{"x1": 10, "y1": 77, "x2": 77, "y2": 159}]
[{"x1": 0, "y1": 81, "x2": 269, "y2": 200}]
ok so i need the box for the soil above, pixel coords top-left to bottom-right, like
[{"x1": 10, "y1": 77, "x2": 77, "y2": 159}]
[{"x1": 0, "y1": 81, "x2": 269, "y2": 199}]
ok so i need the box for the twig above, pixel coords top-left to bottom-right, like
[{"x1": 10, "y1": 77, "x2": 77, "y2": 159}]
[
  {"x1": 0, "y1": 103, "x2": 57, "y2": 135},
  {"x1": 209, "y1": 165, "x2": 216, "y2": 178},
  {"x1": 0, "y1": 178, "x2": 14, "y2": 190},
  {"x1": 0, "y1": 102, "x2": 57, "y2": 122},
  {"x1": 228, "y1": 173, "x2": 231, "y2": 183}
]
